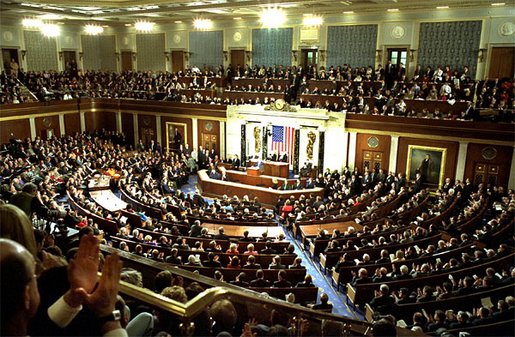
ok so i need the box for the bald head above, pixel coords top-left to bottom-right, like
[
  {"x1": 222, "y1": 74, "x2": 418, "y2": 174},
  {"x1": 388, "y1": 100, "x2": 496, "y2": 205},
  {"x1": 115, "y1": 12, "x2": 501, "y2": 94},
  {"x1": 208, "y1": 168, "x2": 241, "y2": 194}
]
[{"x1": 0, "y1": 239, "x2": 40, "y2": 335}]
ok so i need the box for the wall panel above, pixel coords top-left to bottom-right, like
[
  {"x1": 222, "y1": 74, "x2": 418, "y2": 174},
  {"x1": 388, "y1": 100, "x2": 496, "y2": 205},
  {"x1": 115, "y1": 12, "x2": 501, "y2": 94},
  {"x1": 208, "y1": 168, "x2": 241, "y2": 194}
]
[
  {"x1": 0, "y1": 119, "x2": 30, "y2": 144},
  {"x1": 136, "y1": 33, "x2": 165, "y2": 71},
  {"x1": 81, "y1": 35, "x2": 116, "y2": 71},
  {"x1": 137, "y1": 114, "x2": 157, "y2": 146},
  {"x1": 121, "y1": 113, "x2": 135, "y2": 148},
  {"x1": 24, "y1": 31, "x2": 58, "y2": 71},
  {"x1": 251, "y1": 28, "x2": 293, "y2": 67},
  {"x1": 355, "y1": 133, "x2": 391, "y2": 173},
  {"x1": 35, "y1": 115, "x2": 60, "y2": 139},
  {"x1": 464, "y1": 143, "x2": 512, "y2": 188},
  {"x1": 189, "y1": 31, "x2": 223, "y2": 68},
  {"x1": 418, "y1": 21, "x2": 482, "y2": 77},
  {"x1": 64, "y1": 113, "x2": 81, "y2": 136},
  {"x1": 327, "y1": 25, "x2": 377, "y2": 68}
]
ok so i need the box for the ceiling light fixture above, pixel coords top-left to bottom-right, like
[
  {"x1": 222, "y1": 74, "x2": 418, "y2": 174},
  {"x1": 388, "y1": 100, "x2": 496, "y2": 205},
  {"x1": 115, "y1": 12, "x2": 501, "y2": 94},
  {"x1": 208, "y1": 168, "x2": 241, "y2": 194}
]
[
  {"x1": 343, "y1": 11, "x2": 354, "y2": 14},
  {"x1": 303, "y1": 15, "x2": 323, "y2": 27},
  {"x1": 387, "y1": 8, "x2": 399, "y2": 12},
  {"x1": 491, "y1": 2, "x2": 505, "y2": 5},
  {"x1": 260, "y1": 7, "x2": 286, "y2": 28},
  {"x1": 22, "y1": 18, "x2": 43, "y2": 28},
  {"x1": 174, "y1": 20, "x2": 183, "y2": 23},
  {"x1": 40, "y1": 23, "x2": 60, "y2": 37},
  {"x1": 233, "y1": 17, "x2": 242, "y2": 20},
  {"x1": 436, "y1": 6, "x2": 449, "y2": 9},
  {"x1": 193, "y1": 18, "x2": 213, "y2": 30},
  {"x1": 134, "y1": 21, "x2": 155, "y2": 32},
  {"x1": 84, "y1": 24, "x2": 104, "y2": 35}
]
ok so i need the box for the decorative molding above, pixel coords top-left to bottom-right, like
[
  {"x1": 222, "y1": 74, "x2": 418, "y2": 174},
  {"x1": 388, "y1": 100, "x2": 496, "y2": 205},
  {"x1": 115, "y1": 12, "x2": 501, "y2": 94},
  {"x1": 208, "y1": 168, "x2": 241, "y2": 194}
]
[
  {"x1": 498, "y1": 22, "x2": 514, "y2": 36},
  {"x1": 391, "y1": 25, "x2": 405, "y2": 39}
]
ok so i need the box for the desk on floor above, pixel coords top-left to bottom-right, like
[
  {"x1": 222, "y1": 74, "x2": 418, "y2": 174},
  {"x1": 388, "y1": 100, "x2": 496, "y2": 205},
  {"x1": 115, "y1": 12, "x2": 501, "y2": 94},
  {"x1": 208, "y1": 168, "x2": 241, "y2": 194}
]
[
  {"x1": 90, "y1": 190, "x2": 128, "y2": 212},
  {"x1": 197, "y1": 170, "x2": 324, "y2": 207},
  {"x1": 225, "y1": 170, "x2": 303, "y2": 188},
  {"x1": 299, "y1": 221, "x2": 362, "y2": 240},
  {"x1": 247, "y1": 160, "x2": 289, "y2": 178},
  {"x1": 202, "y1": 223, "x2": 285, "y2": 238},
  {"x1": 88, "y1": 175, "x2": 111, "y2": 191}
]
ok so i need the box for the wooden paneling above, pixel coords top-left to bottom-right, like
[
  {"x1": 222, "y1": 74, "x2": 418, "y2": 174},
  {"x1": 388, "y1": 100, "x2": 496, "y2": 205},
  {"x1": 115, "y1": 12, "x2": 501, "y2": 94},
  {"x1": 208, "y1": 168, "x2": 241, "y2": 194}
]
[
  {"x1": 355, "y1": 133, "x2": 391, "y2": 173},
  {"x1": 84, "y1": 110, "x2": 115, "y2": 134},
  {"x1": 35, "y1": 115, "x2": 60, "y2": 139},
  {"x1": 346, "y1": 114, "x2": 513, "y2": 143},
  {"x1": 121, "y1": 51, "x2": 133, "y2": 71},
  {"x1": 397, "y1": 137, "x2": 459, "y2": 182},
  {"x1": 161, "y1": 116, "x2": 192, "y2": 151},
  {"x1": 121, "y1": 113, "x2": 134, "y2": 148},
  {"x1": 171, "y1": 50, "x2": 184, "y2": 73},
  {"x1": 464, "y1": 143, "x2": 512, "y2": 188},
  {"x1": 0, "y1": 119, "x2": 30, "y2": 144},
  {"x1": 138, "y1": 114, "x2": 157, "y2": 146},
  {"x1": 198, "y1": 119, "x2": 220, "y2": 154},
  {"x1": 230, "y1": 49, "x2": 245, "y2": 68},
  {"x1": 103, "y1": 111, "x2": 117, "y2": 132},
  {"x1": 64, "y1": 113, "x2": 81, "y2": 136},
  {"x1": 488, "y1": 47, "x2": 515, "y2": 79}
]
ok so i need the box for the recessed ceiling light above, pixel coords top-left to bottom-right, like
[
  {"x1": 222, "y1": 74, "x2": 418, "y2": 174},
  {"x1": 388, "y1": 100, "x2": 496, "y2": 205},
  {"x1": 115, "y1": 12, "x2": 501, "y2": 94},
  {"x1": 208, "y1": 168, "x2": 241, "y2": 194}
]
[
  {"x1": 491, "y1": 2, "x2": 505, "y2": 5},
  {"x1": 303, "y1": 15, "x2": 323, "y2": 27},
  {"x1": 40, "y1": 23, "x2": 60, "y2": 37},
  {"x1": 134, "y1": 21, "x2": 155, "y2": 32},
  {"x1": 387, "y1": 8, "x2": 399, "y2": 12},
  {"x1": 193, "y1": 18, "x2": 213, "y2": 30},
  {"x1": 233, "y1": 17, "x2": 242, "y2": 20},
  {"x1": 84, "y1": 24, "x2": 104, "y2": 35},
  {"x1": 174, "y1": 20, "x2": 183, "y2": 23},
  {"x1": 260, "y1": 7, "x2": 286, "y2": 28},
  {"x1": 22, "y1": 18, "x2": 43, "y2": 28},
  {"x1": 343, "y1": 11, "x2": 354, "y2": 14},
  {"x1": 436, "y1": 6, "x2": 449, "y2": 9}
]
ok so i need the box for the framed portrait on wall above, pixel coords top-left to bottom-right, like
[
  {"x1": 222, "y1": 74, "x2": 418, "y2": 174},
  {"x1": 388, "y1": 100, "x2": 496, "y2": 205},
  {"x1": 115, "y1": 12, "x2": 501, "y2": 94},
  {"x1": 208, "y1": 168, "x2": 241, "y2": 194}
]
[{"x1": 406, "y1": 145, "x2": 447, "y2": 188}]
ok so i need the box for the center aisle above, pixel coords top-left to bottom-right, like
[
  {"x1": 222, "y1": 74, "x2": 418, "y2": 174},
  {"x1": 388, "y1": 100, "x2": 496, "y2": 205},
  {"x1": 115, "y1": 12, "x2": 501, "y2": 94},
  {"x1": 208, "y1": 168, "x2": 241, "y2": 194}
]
[{"x1": 182, "y1": 174, "x2": 363, "y2": 320}]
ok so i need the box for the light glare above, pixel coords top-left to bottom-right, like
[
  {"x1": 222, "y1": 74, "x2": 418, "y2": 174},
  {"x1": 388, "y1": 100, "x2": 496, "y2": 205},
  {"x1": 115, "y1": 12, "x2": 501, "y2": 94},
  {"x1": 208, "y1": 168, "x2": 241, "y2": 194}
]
[
  {"x1": 193, "y1": 18, "x2": 213, "y2": 30},
  {"x1": 134, "y1": 21, "x2": 155, "y2": 32},
  {"x1": 84, "y1": 24, "x2": 104, "y2": 35}
]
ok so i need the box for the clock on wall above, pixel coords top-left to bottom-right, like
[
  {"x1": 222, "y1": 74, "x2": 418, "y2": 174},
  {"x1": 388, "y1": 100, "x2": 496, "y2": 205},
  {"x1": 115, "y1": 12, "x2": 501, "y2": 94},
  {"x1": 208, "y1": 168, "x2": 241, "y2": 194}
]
[
  {"x1": 274, "y1": 99, "x2": 286, "y2": 110},
  {"x1": 205, "y1": 121, "x2": 214, "y2": 132}
]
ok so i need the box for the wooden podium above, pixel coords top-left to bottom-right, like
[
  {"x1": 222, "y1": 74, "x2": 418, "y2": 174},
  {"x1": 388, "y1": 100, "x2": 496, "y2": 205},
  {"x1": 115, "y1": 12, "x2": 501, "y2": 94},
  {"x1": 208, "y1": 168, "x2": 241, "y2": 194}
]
[
  {"x1": 247, "y1": 160, "x2": 289, "y2": 178},
  {"x1": 247, "y1": 167, "x2": 260, "y2": 176},
  {"x1": 264, "y1": 161, "x2": 289, "y2": 178}
]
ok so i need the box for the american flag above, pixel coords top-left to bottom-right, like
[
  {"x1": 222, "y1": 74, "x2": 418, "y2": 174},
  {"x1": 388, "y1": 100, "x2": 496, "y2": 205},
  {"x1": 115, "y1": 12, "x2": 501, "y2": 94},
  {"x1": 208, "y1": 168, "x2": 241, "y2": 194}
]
[{"x1": 271, "y1": 125, "x2": 295, "y2": 165}]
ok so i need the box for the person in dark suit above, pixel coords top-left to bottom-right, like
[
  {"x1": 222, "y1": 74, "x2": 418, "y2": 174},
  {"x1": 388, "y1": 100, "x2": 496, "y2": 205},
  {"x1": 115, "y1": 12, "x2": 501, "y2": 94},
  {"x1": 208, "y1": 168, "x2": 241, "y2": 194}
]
[
  {"x1": 295, "y1": 275, "x2": 313, "y2": 287},
  {"x1": 213, "y1": 227, "x2": 229, "y2": 241},
  {"x1": 413, "y1": 173, "x2": 423, "y2": 193},
  {"x1": 230, "y1": 272, "x2": 250, "y2": 288},
  {"x1": 259, "y1": 241, "x2": 277, "y2": 255},
  {"x1": 202, "y1": 252, "x2": 222, "y2": 268},
  {"x1": 268, "y1": 255, "x2": 286, "y2": 269},
  {"x1": 369, "y1": 284, "x2": 396, "y2": 315},
  {"x1": 395, "y1": 173, "x2": 406, "y2": 193},
  {"x1": 249, "y1": 269, "x2": 270, "y2": 288},
  {"x1": 10, "y1": 183, "x2": 45, "y2": 217},
  {"x1": 385, "y1": 60, "x2": 395, "y2": 88},
  {"x1": 243, "y1": 255, "x2": 261, "y2": 269},
  {"x1": 232, "y1": 154, "x2": 241, "y2": 169},
  {"x1": 311, "y1": 293, "x2": 333, "y2": 312},
  {"x1": 188, "y1": 220, "x2": 203, "y2": 237},
  {"x1": 279, "y1": 152, "x2": 288, "y2": 163},
  {"x1": 272, "y1": 269, "x2": 291, "y2": 287}
]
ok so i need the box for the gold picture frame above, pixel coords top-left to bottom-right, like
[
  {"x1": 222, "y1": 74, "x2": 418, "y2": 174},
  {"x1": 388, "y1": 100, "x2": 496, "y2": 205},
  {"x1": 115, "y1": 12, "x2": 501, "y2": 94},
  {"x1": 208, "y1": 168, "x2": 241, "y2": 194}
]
[
  {"x1": 165, "y1": 122, "x2": 188, "y2": 153},
  {"x1": 406, "y1": 145, "x2": 447, "y2": 189}
]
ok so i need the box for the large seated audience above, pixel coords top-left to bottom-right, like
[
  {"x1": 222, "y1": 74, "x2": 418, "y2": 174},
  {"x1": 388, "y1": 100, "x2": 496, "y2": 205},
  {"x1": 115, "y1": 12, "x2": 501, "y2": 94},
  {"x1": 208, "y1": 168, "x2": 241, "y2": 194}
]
[
  {"x1": 0, "y1": 128, "x2": 513, "y2": 337},
  {"x1": 1, "y1": 64, "x2": 513, "y2": 122}
]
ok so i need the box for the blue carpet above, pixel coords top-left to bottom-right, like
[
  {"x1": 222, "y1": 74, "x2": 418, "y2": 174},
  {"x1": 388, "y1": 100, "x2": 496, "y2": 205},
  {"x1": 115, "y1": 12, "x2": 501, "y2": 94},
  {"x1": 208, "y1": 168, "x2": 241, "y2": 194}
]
[{"x1": 179, "y1": 174, "x2": 364, "y2": 320}]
